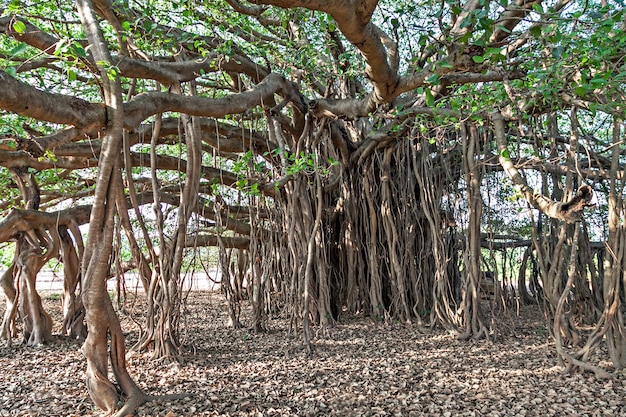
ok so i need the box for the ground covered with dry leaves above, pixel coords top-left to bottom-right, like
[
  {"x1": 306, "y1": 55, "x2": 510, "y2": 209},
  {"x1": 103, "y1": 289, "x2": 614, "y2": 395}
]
[{"x1": 1, "y1": 290, "x2": 625, "y2": 417}]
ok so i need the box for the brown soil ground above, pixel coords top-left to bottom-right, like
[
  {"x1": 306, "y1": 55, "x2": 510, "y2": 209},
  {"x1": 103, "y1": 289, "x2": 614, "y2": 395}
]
[{"x1": 1, "y1": 291, "x2": 625, "y2": 417}]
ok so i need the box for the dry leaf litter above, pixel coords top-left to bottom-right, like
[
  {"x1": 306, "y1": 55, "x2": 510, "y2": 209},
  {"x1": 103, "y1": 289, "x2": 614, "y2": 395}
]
[{"x1": 1, "y1": 290, "x2": 625, "y2": 416}]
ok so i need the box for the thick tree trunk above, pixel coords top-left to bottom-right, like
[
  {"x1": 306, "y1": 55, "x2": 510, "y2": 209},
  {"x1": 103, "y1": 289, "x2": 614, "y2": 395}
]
[{"x1": 76, "y1": 0, "x2": 145, "y2": 413}]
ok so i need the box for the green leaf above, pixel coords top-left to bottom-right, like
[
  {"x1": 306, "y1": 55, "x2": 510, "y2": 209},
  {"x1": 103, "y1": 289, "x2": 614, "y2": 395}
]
[
  {"x1": 54, "y1": 38, "x2": 67, "y2": 56},
  {"x1": 529, "y1": 26, "x2": 542, "y2": 38},
  {"x1": 71, "y1": 42, "x2": 87, "y2": 58},
  {"x1": 589, "y1": 77, "x2": 607, "y2": 87},
  {"x1": 425, "y1": 73, "x2": 440, "y2": 85},
  {"x1": 41, "y1": 149, "x2": 57, "y2": 162},
  {"x1": 457, "y1": 32, "x2": 472, "y2": 43},
  {"x1": 9, "y1": 43, "x2": 27, "y2": 57},
  {"x1": 574, "y1": 86, "x2": 587, "y2": 97},
  {"x1": 552, "y1": 46, "x2": 564, "y2": 59},
  {"x1": 106, "y1": 65, "x2": 120, "y2": 81},
  {"x1": 5, "y1": 66, "x2": 17, "y2": 77},
  {"x1": 425, "y1": 88, "x2": 434, "y2": 107},
  {"x1": 500, "y1": 148, "x2": 510, "y2": 159},
  {"x1": 472, "y1": 55, "x2": 486, "y2": 63},
  {"x1": 12, "y1": 20, "x2": 26, "y2": 34},
  {"x1": 7, "y1": 0, "x2": 21, "y2": 13},
  {"x1": 474, "y1": 9, "x2": 487, "y2": 19}
]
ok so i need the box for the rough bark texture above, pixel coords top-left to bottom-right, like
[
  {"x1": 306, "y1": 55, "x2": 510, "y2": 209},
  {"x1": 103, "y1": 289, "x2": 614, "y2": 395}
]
[{"x1": 75, "y1": 0, "x2": 146, "y2": 414}]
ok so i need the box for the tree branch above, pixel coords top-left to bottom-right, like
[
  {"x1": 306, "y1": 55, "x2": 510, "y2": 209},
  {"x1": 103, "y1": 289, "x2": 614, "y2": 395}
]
[
  {"x1": 490, "y1": 0, "x2": 543, "y2": 44},
  {"x1": 124, "y1": 72, "x2": 304, "y2": 127},
  {"x1": 0, "y1": 69, "x2": 105, "y2": 129},
  {"x1": 253, "y1": 1, "x2": 397, "y2": 102},
  {"x1": 491, "y1": 110, "x2": 594, "y2": 223}
]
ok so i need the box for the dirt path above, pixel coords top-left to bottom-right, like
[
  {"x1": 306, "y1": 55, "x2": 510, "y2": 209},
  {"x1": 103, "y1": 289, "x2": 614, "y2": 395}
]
[
  {"x1": 0, "y1": 270, "x2": 223, "y2": 293},
  {"x1": 1, "y1": 292, "x2": 625, "y2": 416}
]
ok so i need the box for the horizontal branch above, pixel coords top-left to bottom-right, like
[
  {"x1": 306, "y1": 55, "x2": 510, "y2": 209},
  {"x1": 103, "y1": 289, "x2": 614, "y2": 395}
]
[
  {"x1": 185, "y1": 234, "x2": 250, "y2": 249},
  {"x1": 124, "y1": 72, "x2": 303, "y2": 128},
  {"x1": 480, "y1": 235, "x2": 605, "y2": 250},
  {"x1": 0, "y1": 68, "x2": 303, "y2": 135},
  {"x1": 0, "y1": 193, "x2": 255, "y2": 246},
  {"x1": 0, "y1": 69, "x2": 105, "y2": 129},
  {"x1": 396, "y1": 69, "x2": 526, "y2": 97},
  {"x1": 0, "y1": 205, "x2": 92, "y2": 243},
  {"x1": 133, "y1": 191, "x2": 253, "y2": 236},
  {"x1": 308, "y1": 69, "x2": 526, "y2": 119}
]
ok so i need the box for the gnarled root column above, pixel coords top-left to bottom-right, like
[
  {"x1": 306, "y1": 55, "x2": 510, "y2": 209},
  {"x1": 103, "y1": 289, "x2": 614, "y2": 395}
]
[
  {"x1": 0, "y1": 260, "x2": 18, "y2": 343},
  {"x1": 82, "y1": 276, "x2": 146, "y2": 415},
  {"x1": 258, "y1": 124, "x2": 463, "y2": 330},
  {"x1": 1, "y1": 225, "x2": 85, "y2": 345},
  {"x1": 555, "y1": 119, "x2": 626, "y2": 377},
  {"x1": 16, "y1": 237, "x2": 55, "y2": 346},
  {"x1": 459, "y1": 123, "x2": 489, "y2": 340},
  {"x1": 60, "y1": 227, "x2": 86, "y2": 339}
]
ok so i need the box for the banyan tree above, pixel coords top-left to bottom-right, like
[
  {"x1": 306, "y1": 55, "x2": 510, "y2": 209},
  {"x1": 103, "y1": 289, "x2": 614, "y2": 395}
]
[{"x1": 0, "y1": 0, "x2": 625, "y2": 414}]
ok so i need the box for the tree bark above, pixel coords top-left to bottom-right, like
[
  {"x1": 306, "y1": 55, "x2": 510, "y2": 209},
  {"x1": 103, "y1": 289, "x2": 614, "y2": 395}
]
[
  {"x1": 491, "y1": 111, "x2": 594, "y2": 224},
  {"x1": 59, "y1": 227, "x2": 86, "y2": 339},
  {"x1": 17, "y1": 237, "x2": 55, "y2": 346},
  {"x1": 459, "y1": 123, "x2": 488, "y2": 340},
  {"x1": 0, "y1": 258, "x2": 18, "y2": 344},
  {"x1": 75, "y1": 0, "x2": 145, "y2": 413}
]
